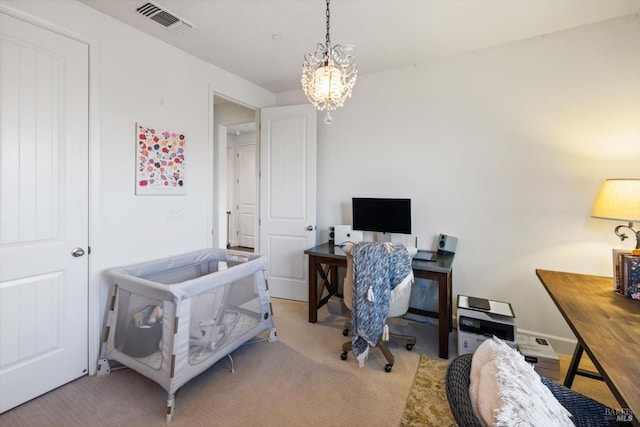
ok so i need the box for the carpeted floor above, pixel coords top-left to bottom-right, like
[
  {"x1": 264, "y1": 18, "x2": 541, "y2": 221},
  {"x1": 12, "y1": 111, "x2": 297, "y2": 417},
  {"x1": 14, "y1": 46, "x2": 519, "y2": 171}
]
[
  {"x1": 1, "y1": 298, "x2": 454, "y2": 427},
  {"x1": 2, "y1": 294, "x2": 616, "y2": 427}
]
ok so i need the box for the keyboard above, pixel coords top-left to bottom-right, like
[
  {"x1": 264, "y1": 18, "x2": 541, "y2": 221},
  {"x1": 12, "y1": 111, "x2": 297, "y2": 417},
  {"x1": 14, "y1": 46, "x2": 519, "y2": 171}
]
[{"x1": 413, "y1": 250, "x2": 438, "y2": 262}]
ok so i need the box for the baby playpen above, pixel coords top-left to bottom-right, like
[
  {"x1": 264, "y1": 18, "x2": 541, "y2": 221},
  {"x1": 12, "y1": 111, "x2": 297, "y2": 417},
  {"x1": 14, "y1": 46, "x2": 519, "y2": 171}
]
[{"x1": 98, "y1": 248, "x2": 277, "y2": 421}]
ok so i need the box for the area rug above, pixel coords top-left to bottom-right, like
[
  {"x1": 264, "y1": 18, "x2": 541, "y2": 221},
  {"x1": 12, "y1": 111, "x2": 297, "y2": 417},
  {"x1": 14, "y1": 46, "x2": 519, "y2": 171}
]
[{"x1": 400, "y1": 354, "x2": 457, "y2": 427}]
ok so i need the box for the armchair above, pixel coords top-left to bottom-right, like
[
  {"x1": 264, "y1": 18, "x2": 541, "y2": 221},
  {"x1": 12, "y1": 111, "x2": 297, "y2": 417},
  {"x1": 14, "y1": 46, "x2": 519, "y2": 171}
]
[{"x1": 445, "y1": 350, "x2": 632, "y2": 426}]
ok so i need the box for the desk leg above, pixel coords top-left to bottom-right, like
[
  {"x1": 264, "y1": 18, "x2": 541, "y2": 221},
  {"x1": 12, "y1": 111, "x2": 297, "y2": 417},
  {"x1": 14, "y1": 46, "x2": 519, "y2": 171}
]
[
  {"x1": 564, "y1": 342, "x2": 603, "y2": 387},
  {"x1": 437, "y1": 272, "x2": 451, "y2": 359},
  {"x1": 331, "y1": 266, "x2": 338, "y2": 296},
  {"x1": 447, "y1": 272, "x2": 453, "y2": 332},
  {"x1": 308, "y1": 256, "x2": 318, "y2": 323},
  {"x1": 564, "y1": 343, "x2": 584, "y2": 388}
]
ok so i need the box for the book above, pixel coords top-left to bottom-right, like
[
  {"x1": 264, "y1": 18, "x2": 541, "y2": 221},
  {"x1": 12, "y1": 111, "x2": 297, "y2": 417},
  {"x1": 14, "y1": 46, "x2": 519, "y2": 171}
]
[
  {"x1": 612, "y1": 249, "x2": 632, "y2": 295},
  {"x1": 623, "y1": 254, "x2": 640, "y2": 300}
]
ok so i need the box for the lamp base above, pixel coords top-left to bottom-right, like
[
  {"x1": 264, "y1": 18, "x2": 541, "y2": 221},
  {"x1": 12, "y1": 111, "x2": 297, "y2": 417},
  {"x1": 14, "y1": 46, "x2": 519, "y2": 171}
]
[{"x1": 614, "y1": 221, "x2": 640, "y2": 250}]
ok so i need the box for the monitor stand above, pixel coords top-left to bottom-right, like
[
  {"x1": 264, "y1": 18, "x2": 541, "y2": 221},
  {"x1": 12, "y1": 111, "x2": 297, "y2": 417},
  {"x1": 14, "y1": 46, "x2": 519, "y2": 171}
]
[{"x1": 376, "y1": 231, "x2": 392, "y2": 243}]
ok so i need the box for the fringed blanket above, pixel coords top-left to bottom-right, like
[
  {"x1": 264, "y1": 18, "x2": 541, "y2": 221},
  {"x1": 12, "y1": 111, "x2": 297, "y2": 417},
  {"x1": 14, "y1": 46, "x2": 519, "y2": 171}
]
[{"x1": 351, "y1": 241, "x2": 413, "y2": 366}]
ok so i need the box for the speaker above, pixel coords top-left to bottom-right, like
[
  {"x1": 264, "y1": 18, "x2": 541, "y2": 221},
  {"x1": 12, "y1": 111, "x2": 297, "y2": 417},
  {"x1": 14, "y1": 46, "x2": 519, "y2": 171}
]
[
  {"x1": 438, "y1": 234, "x2": 458, "y2": 254},
  {"x1": 328, "y1": 226, "x2": 335, "y2": 245}
]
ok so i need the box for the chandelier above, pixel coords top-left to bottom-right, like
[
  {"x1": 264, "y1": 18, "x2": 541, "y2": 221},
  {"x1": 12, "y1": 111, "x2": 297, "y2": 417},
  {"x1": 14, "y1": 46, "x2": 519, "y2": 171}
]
[{"x1": 301, "y1": 0, "x2": 357, "y2": 124}]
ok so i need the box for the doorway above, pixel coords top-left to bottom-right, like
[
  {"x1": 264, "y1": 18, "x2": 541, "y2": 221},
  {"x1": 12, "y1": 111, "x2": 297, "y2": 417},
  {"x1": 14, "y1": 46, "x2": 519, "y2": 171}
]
[
  {"x1": 226, "y1": 122, "x2": 256, "y2": 251},
  {"x1": 213, "y1": 95, "x2": 258, "y2": 251},
  {"x1": 212, "y1": 98, "x2": 318, "y2": 300}
]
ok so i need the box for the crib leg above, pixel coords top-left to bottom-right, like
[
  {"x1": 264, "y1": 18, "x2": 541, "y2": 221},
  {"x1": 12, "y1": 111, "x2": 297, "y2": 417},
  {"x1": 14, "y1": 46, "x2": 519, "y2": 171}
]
[
  {"x1": 166, "y1": 394, "x2": 175, "y2": 423},
  {"x1": 227, "y1": 354, "x2": 235, "y2": 373},
  {"x1": 268, "y1": 327, "x2": 278, "y2": 342},
  {"x1": 96, "y1": 358, "x2": 111, "y2": 376}
]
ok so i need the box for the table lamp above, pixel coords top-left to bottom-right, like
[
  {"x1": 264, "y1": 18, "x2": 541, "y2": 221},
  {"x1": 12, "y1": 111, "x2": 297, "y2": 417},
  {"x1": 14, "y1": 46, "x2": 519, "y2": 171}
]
[{"x1": 591, "y1": 178, "x2": 640, "y2": 250}]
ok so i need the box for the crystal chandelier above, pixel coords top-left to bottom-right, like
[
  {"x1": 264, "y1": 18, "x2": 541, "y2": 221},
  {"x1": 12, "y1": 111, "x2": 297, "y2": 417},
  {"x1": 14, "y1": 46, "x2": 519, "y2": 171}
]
[{"x1": 301, "y1": 0, "x2": 357, "y2": 124}]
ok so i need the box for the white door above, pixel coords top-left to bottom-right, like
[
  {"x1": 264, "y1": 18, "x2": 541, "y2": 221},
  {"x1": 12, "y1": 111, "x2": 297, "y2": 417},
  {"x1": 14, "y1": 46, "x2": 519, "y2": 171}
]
[
  {"x1": 259, "y1": 104, "x2": 317, "y2": 301},
  {"x1": 236, "y1": 143, "x2": 256, "y2": 248},
  {"x1": 226, "y1": 143, "x2": 235, "y2": 247},
  {"x1": 0, "y1": 12, "x2": 89, "y2": 413}
]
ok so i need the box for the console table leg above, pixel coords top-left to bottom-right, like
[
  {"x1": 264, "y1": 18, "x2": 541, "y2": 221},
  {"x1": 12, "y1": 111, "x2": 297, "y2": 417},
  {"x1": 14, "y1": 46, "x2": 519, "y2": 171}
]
[{"x1": 564, "y1": 343, "x2": 583, "y2": 388}]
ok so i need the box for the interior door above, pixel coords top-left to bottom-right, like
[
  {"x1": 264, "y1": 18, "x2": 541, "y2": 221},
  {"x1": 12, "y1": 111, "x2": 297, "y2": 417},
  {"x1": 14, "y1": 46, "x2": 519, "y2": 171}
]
[
  {"x1": 226, "y1": 142, "x2": 235, "y2": 247},
  {"x1": 259, "y1": 104, "x2": 317, "y2": 301},
  {"x1": 237, "y1": 142, "x2": 256, "y2": 248},
  {"x1": 0, "y1": 12, "x2": 89, "y2": 413}
]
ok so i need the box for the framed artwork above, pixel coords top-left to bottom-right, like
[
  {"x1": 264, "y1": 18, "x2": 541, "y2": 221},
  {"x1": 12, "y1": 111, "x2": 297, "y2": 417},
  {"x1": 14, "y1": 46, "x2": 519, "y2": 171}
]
[{"x1": 136, "y1": 123, "x2": 186, "y2": 195}]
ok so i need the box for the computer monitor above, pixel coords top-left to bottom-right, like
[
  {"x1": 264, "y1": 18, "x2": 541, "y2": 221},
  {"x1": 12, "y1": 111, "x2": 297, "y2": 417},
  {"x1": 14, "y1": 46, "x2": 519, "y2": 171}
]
[{"x1": 352, "y1": 198, "x2": 412, "y2": 234}]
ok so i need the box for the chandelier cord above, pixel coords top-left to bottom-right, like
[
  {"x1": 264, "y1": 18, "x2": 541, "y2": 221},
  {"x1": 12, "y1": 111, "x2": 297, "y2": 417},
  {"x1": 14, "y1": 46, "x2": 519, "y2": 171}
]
[{"x1": 325, "y1": 0, "x2": 331, "y2": 49}]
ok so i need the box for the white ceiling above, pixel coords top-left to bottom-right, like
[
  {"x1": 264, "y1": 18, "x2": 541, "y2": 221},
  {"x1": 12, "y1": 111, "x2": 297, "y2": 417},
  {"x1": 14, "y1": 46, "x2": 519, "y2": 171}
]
[{"x1": 79, "y1": 0, "x2": 640, "y2": 93}]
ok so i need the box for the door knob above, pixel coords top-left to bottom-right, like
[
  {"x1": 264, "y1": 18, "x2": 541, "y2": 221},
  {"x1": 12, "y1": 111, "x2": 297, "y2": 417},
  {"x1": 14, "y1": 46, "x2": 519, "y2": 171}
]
[
  {"x1": 306, "y1": 225, "x2": 315, "y2": 231},
  {"x1": 71, "y1": 247, "x2": 85, "y2": 257}
]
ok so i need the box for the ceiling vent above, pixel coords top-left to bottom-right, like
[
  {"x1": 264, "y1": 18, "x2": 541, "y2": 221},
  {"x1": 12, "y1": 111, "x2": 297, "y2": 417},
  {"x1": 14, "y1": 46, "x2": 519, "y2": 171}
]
[{"x1": 133, "y1": 1, "x2": 195, "y2": 34}]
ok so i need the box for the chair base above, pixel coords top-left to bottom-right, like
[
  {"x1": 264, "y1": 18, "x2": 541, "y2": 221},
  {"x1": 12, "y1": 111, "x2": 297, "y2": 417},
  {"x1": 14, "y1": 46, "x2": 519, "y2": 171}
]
[{"x1": 341, "y1": 321, "x2": 416, "y2": 372}]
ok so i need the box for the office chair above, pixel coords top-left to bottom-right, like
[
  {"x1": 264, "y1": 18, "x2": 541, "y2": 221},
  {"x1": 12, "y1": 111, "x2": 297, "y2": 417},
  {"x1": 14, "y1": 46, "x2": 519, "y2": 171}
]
[{"x1": 340, "y1": 242, "x2": 416, "y2": 372}]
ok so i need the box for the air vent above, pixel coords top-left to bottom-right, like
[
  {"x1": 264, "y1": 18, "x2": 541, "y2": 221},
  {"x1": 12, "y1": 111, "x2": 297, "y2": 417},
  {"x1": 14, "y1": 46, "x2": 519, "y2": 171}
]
[{"x1": 133, "y1": 1, "x2": 195, "y2": 34}]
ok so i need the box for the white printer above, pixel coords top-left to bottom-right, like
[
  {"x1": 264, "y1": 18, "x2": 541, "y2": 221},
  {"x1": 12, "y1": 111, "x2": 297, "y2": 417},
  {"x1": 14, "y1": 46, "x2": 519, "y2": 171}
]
[{"x1": 457, "y1": 295, "x2": 516, "y2": 355}]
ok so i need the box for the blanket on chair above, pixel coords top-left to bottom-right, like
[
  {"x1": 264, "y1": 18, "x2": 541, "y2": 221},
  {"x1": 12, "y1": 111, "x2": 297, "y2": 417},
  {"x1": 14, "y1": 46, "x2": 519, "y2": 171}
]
[{"x1": 351, "y1": 241, "x2": 412, "y2": 366}]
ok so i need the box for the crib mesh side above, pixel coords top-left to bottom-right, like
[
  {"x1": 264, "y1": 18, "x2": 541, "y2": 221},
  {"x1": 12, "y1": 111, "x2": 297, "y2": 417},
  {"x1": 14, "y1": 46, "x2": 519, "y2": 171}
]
[
  {"x1": 113, "y1": 289, "x2": 165, "y2": 369},
  {"x1": 188, "y1": 272, "x2": 263, "y2": 365}
]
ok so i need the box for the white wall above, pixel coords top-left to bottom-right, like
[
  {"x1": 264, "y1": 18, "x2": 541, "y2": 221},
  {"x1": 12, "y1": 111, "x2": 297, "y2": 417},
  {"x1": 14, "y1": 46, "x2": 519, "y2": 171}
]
[
  {"x1": 5, "y1": 0, "x2": 639, "y2": 355},
  {"x1": 279, "y1": 14, "x2": 640, "y2": 351},
  {"x1": 0, "y1": 0, "x2": 276, "y2": 365}
]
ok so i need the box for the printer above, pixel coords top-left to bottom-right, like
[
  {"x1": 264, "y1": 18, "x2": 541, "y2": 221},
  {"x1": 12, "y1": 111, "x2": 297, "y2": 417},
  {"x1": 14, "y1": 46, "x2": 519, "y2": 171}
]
[{"x1": 457, "y1": 295, "x2": 516, "y2": 355}]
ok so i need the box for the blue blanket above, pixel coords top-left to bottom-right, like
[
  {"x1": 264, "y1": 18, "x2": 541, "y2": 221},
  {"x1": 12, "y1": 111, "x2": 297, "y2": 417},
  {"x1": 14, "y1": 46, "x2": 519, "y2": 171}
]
[{"x1": 351, "y1": 242, "x2": 412, "y2": 366}]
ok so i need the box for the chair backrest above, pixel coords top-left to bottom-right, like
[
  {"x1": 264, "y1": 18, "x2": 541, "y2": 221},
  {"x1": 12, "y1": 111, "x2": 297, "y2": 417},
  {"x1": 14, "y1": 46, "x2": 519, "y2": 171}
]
[
  {"x1": 342, "y1": 244, "x2": 355, "y2": 310},
  {"x1": 342, "y1": 243, "x2": 413, "y2": 318}
]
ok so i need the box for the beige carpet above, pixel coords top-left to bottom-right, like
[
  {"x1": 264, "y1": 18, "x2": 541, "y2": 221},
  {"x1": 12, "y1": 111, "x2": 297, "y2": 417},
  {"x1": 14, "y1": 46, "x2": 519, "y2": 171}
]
[{"x1": 0, "y1": 298, "x2": 455, "y2": 427}]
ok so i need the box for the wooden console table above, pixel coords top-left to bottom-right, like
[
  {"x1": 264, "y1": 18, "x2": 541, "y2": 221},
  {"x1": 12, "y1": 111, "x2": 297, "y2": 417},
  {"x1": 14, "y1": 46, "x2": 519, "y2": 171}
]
[
  {"x1": 304, "y1": 243, "x2": 454, "y2": 359},
  {"x1": 536, "y1": 269, "x2": 639, "y2": 425}
]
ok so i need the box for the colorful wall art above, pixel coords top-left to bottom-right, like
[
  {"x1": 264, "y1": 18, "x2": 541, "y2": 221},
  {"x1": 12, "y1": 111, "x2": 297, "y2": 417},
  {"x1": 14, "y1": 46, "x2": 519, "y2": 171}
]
[{"x1": 136, "y1": 123, "x2": 186, "y2": 195}]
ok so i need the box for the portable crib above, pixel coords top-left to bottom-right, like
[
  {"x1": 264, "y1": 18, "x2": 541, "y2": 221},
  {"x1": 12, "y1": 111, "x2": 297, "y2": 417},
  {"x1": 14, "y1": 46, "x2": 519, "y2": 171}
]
[{"x1": 98, "y1": 248, "x2": 277, "y2": 422}]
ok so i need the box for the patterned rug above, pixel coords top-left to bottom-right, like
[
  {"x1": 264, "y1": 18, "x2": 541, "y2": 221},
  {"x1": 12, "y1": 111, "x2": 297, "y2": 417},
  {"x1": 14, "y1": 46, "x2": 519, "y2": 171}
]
[{"x1": 400, "y1": 354, "x2": 457, "y2": 427}]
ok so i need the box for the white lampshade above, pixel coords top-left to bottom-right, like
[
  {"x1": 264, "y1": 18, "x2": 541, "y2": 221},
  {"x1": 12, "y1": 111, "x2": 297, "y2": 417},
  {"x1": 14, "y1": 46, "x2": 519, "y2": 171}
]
[{"x1": 591, "y1": 179, "x2": 640, "y2": 222}]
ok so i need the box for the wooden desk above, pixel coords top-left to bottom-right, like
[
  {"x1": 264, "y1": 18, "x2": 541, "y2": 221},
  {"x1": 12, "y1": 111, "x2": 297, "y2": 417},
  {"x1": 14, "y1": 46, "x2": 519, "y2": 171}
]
[
  {"x1": 304, "y1": 243, "x2": 455, "y2": 359},
  {"x1": 536, "y1": 269, "x2": 639, "y2": 425}
]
